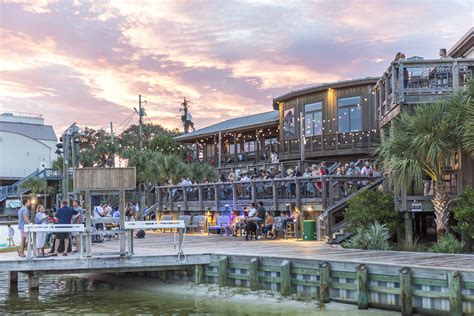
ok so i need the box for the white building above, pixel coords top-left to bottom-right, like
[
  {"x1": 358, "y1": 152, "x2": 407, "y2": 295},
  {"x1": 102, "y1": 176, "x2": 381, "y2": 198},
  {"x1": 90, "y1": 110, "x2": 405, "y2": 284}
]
[{"x1": 0, "y1": 112, "x2": 57, "y2": 182}]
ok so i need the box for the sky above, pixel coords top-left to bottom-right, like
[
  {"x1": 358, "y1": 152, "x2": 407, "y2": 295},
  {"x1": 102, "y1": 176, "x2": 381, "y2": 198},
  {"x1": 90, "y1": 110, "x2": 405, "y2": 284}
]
[{"x1": 0, "y1": 0, "x2": 473, "y2": 136}]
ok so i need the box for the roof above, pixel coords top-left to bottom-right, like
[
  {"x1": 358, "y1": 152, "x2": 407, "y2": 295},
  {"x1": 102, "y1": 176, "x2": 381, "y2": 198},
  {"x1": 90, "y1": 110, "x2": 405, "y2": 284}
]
[
  {"x1": 272, "y1": 77, "x2": 379, "y2": 109},
  {"x1": 0, "y1": 121, "x2": 57, "y2": 142},
  {"x1": 174, "y1": 111, "x2": 279, "y2": 142},
  {"x1": 448, "y1": 28, "x2": 474, "y2": 58}
]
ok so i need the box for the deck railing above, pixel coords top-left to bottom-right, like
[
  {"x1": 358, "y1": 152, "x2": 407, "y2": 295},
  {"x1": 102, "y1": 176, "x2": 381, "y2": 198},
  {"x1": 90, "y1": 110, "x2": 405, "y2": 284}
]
[
  {"x1": 374, "y1": 58, "x2": 474, "y2": 126},
  {"x1": 155, "y1": 175, "x2": 381, "y2": 212}
]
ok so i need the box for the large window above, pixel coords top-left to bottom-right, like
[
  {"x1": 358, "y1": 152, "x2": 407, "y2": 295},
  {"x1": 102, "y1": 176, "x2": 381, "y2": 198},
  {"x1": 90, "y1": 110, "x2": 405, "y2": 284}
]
[
  {"x1": 304, "y1": 101, "x2": 323, "y2": 136},
  {"x1": 338, "y1": 96, "x2": 361, "y2": 133},
  {"x1": 283, "y1": 108, "x2": 295, "y2": 139}
]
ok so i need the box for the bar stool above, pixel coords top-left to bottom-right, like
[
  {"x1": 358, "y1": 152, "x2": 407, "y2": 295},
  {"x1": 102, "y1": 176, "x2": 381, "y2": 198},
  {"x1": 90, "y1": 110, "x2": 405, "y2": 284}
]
[{"x1": 285, "y1": 221, "x2": 296, "y2": 239}]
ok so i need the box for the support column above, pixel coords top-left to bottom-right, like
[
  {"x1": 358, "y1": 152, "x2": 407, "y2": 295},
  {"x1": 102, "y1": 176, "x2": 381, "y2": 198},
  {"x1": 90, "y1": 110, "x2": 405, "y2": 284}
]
[
  {"x1": 84, "y1": 190, "x2": 92, "y2": 257},
  {"x1": 218, "y1": 256, "x2": 228, "y2": 287},
  {"x1": 119, "y1": 189, "x2": 126, "y2": 256},
  {"x1": 28, "y1": 272, "x2": 40, "y2": 292},
  {"x1": 194, "y1": 265, "x2": 204, "y2": 285},
  {"x1": 319, "y1": 262, "x2": 330, "y2": 303},
  {"x1": 356, "y1": 264, "x2": 369, "y2": 309},
  {"x1": 399, "y1": 267, "x2": 412, "y2": 316},
  {"x1": 448, "y1": 271, "x2": 462, "y2": 316},
  {"x1": 280, "y1": 260, "x2": 291, "y2": 296},
  {"x1": 9, "y1": 271, "x2": 18, "y2": 287},
  {"x1": 249, "y1": 258, "x2": 259, "y2": 291}
]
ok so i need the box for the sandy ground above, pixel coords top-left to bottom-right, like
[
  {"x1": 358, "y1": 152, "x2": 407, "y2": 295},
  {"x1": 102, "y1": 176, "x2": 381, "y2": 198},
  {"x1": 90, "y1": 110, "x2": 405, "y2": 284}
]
[{"x1": 83, "y1": 273, "x2": 399, "y2": 315}]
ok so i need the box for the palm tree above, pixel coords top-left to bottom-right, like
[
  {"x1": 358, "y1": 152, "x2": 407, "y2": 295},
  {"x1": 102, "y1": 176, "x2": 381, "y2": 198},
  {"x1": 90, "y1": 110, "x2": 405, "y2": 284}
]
[
  {"x1": 188, "y1": 163, "x2": 217, "y2": 183},
  {"x1": 377, "y1": 102, "x2": 459, "y2": 237},
  {"x1": 157, "y1": 154, "x2": 189, "y2": 184},
  {"x1": 448, "y1": 80, "x2": 474, "y2": 153}
]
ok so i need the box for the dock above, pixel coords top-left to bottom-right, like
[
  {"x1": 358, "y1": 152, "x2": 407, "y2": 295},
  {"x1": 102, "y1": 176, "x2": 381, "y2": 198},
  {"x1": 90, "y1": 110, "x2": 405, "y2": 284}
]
[{"x1": 1, "y1": 234, "x2": 474, "y2": 315}]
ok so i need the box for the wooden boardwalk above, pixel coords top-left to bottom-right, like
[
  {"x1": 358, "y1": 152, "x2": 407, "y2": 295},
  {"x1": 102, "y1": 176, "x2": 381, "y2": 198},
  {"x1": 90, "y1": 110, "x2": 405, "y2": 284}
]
[{"x1": 1, "y1": 233, "x2": 474, "y2": 272}]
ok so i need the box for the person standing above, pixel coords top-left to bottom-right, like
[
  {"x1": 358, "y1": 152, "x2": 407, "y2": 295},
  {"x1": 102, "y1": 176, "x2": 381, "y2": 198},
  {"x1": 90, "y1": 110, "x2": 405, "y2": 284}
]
[
  {"x1": 17, "y1": 198, "x2": 30, "y2": 258},
  {"x1": 72, "y1": 200, "x2": 84, "y2": 253},
  {"x1": 51, "y1": 200, "x2": 78, "y2": 256},
  {"x1": 34, "y1": 205, "x2": 48, "y2": 256},
  {"x1": 7, "y1": 224, "x2": 15, "y2": 247}
]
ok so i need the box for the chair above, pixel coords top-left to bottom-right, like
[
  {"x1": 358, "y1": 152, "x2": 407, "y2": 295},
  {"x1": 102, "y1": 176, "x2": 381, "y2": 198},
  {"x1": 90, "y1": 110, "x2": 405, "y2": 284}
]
[
  {"x1": 179, "y1": 215, "x2": 192, "y2": 232},
  {"x1": 285, "y1": 220, "x2": 297, "y2": 239},
  {"x1": 160, "y1": 215, "x2": 173, "y2": 232},
  {"x1": 189, "y1": 215, "x2": 207, "y2": 233},
  {"x1": 208, "y1": 216, "x2": 229, "y2": 236}
]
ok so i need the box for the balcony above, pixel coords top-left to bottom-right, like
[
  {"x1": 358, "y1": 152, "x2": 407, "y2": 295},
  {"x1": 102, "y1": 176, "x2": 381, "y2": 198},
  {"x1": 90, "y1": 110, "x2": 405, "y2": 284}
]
[{"x1": 375, "y1": 58, "x2": 474, "y2": 127}]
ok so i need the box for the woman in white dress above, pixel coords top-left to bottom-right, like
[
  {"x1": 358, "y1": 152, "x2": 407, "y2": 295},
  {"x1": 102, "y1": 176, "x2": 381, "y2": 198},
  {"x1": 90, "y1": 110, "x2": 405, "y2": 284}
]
[{"x1": 35, "y1": 204, "x2": 48, "y2": 256}]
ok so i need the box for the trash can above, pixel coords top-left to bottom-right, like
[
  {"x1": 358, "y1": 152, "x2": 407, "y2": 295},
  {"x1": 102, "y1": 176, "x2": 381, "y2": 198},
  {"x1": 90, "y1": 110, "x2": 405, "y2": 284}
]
[{"x1": 303, "y1": 220, "x2": 316, "y2": 241}]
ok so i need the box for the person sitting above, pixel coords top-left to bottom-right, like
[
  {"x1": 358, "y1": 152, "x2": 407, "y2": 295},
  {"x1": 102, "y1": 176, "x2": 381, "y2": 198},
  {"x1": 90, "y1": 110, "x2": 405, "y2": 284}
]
[
  {"x1": 271, "y1": 212, "x2": 287, "y2": 239},
  {"x1": 224, "y1": 210, "x2": 238, "y2": 236},
  {"x1": 261, "y1": 211, "x2": 274, "y2": 238}
]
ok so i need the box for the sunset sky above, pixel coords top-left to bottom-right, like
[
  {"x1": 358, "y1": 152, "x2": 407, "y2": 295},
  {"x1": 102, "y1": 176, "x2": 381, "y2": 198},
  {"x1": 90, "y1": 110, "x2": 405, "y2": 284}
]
[{"x1": 0, "y1": 0, "x2": 472, "y2": 135}]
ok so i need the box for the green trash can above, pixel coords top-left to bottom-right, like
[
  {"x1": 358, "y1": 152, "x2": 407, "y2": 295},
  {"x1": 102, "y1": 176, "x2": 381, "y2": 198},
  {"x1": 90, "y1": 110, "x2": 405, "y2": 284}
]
[{"x1": 303, "y1": 220, "x2": 316, "y2": 241}]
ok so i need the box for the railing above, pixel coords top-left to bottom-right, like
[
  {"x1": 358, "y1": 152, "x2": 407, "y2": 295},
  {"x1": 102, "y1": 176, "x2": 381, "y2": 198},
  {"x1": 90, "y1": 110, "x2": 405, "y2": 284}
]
[
  {"x1": 155, "y1": 175, "x2": 381, "y2": 213},
  {"x1": 0, "y1": 168, "x2": 60, "y2": 201},
  {"x1": 281, "y1": 131, "x2": 379, "y2": 156},
  {"x1": 375, "y1": 58, "x2": 474, "y2": 126}
]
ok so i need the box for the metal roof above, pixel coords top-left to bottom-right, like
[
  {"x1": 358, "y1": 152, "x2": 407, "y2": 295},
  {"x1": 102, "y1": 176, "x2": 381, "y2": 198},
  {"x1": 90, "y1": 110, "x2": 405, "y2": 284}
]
[
  {"x1": 272, "y1": 77, "x2": 379, "y2": 109},
  {"x1": 0, "y1": 121, "x2": 57, "y2": 142},
  {"x1": 174, "y1": 111, "x2": 279, "y2": 142}
]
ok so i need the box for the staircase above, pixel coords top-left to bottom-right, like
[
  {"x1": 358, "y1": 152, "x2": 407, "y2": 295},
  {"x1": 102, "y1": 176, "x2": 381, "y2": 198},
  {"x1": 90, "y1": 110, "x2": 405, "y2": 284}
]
[
  {"x1": 0, "y1": 169, "x2": 60, "y2": 202},
  {"x1": 317, "y1": 177, "x2": 385, "y2": 244}
]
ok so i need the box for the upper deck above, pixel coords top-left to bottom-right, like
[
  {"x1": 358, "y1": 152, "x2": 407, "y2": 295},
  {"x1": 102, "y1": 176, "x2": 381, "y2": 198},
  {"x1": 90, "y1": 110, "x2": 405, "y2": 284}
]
[{"x1": 374, "y1": 58, "x2": 474, "y2": 127}]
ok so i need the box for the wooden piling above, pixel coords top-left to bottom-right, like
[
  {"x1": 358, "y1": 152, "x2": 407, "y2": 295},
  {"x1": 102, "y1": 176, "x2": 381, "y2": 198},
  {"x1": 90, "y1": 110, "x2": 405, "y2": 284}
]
[
  {"x1": 399, "y1": 267, "x2": 413, "y2": 316},
  {"x1": 280, "y1": 260, "x2": 291, "y2": 296},
  {"x1": 448, "y1": 271, "x2": 462, "y2": 316},
  {"x1": 249, "y1": 258, "x2": 259, "y2": 291},
  {"x1": 356, "y1": 264, "x2": 368, "y2": 309},
  {"x1": 218, "y1": 256, "x2": 228, "y2": 287},
  {"x1": 319, "y1": 262, "x2": 330, "y2": 303},
  {"x1": 194, "y1": 265, "x2": 204, "y2": 285},
  {"x1": 8, "y1": 271, "x2": 18, "y2": 287},
  {"x1": 28, "y1": 272, "x2": 40, "y2": 292}
]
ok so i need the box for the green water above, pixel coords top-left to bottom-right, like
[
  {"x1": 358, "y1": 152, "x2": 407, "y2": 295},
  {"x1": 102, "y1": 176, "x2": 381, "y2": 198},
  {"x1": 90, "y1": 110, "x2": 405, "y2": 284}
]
[{"x1": 0, "y1": 273, "x2": 393, "y2": 315}]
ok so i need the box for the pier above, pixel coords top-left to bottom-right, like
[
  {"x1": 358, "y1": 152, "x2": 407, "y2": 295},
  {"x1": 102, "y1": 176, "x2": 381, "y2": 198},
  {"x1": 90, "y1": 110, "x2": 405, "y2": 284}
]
[{"x1": 1, "y1": 233, "x2": 474, "y2": 315}]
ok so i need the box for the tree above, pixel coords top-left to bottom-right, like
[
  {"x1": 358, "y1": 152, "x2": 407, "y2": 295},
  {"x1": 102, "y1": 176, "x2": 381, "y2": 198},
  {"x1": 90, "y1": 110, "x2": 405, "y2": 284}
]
[
  {"x1": 377, "y1": 103, "x2": 459, "y2": 237},
  {"x1": 156, "y1": 154, "x2": 189, "y2": 184},
  {"x1": 119, "y1": 123, "x2": 179, "y2": 151},
  {"x1": 451, "y1": 187, "x2": 474, "y2": 252},
  {"x1": 188, "y1": 163, "x2": 217, "y2": 183},
  {"x1": 79, "y1": 127, "x2": 119, "y2": 167},
  {"x1": 121, "y1": 148, "x2": 159, "y2": 183},
  {"x1": 344, "y1": 190, "x2": 399, "y2": 236},
  {"x1": 447, "y1": 80, "x2": 474, "y2": 153},
  {"x1": 52, "y1": 157, "x2": 63, "y2": 174},
  {"x1": 149, "y1": 134, "x2": 179, "y2": 154},
  {"x1": 20, "y1": 177, "x2": 48, "y2": 220}
]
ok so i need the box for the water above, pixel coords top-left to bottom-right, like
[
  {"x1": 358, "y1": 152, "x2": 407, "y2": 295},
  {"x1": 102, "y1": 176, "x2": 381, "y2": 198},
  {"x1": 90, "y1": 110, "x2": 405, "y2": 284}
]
[{"x1": 0, "y1": 273, "x2": 395, "y2": 315}]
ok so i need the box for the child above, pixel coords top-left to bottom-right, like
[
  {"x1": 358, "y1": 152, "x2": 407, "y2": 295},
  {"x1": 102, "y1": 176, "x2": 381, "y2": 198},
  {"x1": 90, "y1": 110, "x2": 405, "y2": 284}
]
[{"x1": 7, "y1": 224, "x2": 15, "y2": 247}]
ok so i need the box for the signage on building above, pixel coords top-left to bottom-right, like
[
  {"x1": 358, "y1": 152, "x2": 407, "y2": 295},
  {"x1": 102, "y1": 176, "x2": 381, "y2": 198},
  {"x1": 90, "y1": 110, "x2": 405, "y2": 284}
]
[
  {"x1": 411, "y1": 203, "x2": 423, "y2": 212},
  {"x1": 6, "y1": 199, "x2": 21, "y2": 208}
]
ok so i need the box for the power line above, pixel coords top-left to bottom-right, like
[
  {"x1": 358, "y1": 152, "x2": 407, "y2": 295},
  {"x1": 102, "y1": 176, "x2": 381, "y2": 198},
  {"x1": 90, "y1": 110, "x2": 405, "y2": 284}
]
[
  {"x1": 116, "y1": 112, "x2": 136, "y2": 135},
  {"x1": 116, "y1": 111, "x2": 136, "y2": 130}
]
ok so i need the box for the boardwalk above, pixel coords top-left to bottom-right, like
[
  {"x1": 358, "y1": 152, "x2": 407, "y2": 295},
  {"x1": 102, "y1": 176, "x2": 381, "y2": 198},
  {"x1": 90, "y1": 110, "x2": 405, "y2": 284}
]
[{"x1": 2, "y1": 233, "x2": 473, "y2": 273}]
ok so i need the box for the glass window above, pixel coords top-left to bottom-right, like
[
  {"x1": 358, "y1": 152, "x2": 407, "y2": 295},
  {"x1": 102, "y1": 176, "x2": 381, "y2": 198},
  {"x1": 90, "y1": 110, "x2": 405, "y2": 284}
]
[
  {"x1": 338, "y1": 96, "x2": 361, "y2": 133},
  {"x1": 283, "y1": 108, "x2": 295, "y2": 139},
  {"x1": 304, "y1": 101, "x2": 323, "y2": 137}
]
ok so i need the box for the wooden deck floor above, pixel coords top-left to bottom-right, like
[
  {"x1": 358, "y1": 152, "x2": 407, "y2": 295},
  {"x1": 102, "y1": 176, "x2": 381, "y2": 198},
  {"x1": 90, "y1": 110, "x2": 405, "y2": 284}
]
[{"x1": 1, "y1": 233, "x2": 474, "y2": 273}]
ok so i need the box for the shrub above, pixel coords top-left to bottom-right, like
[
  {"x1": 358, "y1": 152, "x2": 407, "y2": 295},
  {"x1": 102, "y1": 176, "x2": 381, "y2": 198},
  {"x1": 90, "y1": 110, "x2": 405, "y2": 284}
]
[
  {"x1": 344, "y1": 190, "x2": 399, "y2": 236},
  {"x1": 397, "y1": 236, "x2": 424, "y2": 252},
  {"x1": 428, "y1": 233, "x2": 465, "y2": 254},
  {"x1": 342, "y1": 222, "x2": 393, "y2": 250},
  {"x1": 451, "y1": 187, "x2": 474, "y2": 239}
]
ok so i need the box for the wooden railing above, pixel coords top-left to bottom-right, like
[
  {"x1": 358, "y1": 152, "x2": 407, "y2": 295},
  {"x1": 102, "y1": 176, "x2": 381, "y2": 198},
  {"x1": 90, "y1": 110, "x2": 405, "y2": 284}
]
[
  {"x1": 375, "y1": 58, "x2": 474, "y2": 126},
  {"x1": 155, "y1": 175, "x2": 382, "y2": 212}
]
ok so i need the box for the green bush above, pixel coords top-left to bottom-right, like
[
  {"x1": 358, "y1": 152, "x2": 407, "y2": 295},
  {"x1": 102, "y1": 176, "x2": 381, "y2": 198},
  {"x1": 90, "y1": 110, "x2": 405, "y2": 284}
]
[
  {"x1": 452, "y1": 187, "x2": 474, "y2": 239},
  {"x1": 342, "y1": 222, "x2": 393, "y2": 250},
  {"x1": 344, "y1": 190, "x2": 399, "y2": 236},
  {"x1": 428, "y1": 233, "x2": 465, "y2": 254},
  {"x1": 397, "y1": 236, "x2": 424, "y2": 252}
]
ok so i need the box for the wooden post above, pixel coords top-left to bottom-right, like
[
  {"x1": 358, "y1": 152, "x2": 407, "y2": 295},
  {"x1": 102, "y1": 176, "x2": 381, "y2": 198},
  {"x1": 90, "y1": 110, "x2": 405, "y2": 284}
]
[
  {"x1": 356, "y1": 264, "x2": 369, "y2": 309},
  {"x1": 156, "y1": 186, "x2": 162, "y2": 212},
  {"x1": 448, "y1": 271, "x2": 462, "y2": 316},
  {"x1": 280, "y1": 260, "x2": 291, "y2": 296},
  {"x1": 218, "y1": 256, "x2": 228, "y2": 287},
  {"x1": 182, "y1": 185, "x2": 188, "y2": 212},
  {"x1": 232, "y1": 182, "x2": 237, "y2": 211},
  {"x1": 168, "y1": 188, "x2": 173, "y2": 212},
  {"x1": 213, "y1": 183, "x2": 219, "y2": 211},
  {"x1": 319, "y1": 262, "x2": 330, "y2": 303},
  {"x1": 84, "y1": 190, "x2": 92, "y2": 257},
  {"x1": 321, "y1": 178, "x2": 327, "y2": 208},
  {"x1": 272, "y1": 181, "x2": 278, "y2": 212},
  {"x1": 28, "y1": 272, "x2": 40, "y2": 292},
  {"x1": 9, "y1": 271, "x2": 18, "y2": 287},
  {"x1": 328, "y1": 176, "x2": 334, "y2": 206},
  {"x1": 119, "y1": 189, "x2": 126, "y2": 256},
  {"x1": 198, "y1": 186, "x2": 203, "y2": 212},
  {"x1": 399, "y1": 267, "x2": 413, "y2": 316},
  {"x1": 249, "y1": 258, "x2": 259, "y2": 291},
  {"x1": 195, "y1": 265, "x2": 204, "y2": 285},
  {"x1": 251, "y1": 181, "x2": 257, "y2": 205},
  {"x1": 452, "y1": 60, "x2": 459, "y2": 90}
]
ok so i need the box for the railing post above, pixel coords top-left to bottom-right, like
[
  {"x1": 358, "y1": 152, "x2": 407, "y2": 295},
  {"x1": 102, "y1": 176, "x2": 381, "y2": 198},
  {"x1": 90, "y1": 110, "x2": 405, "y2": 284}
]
[
  {"x1": 452, "y1": 60, "x2": 459, "y2": 90},
  {"x1": 119, "y1": 189, "x2": 126, "y2": 256},
  {"x1": 319, "y1": 262, "x2": 330, "y2": 303},
  {"x1": 321, "y1": 177, "x2": 327, "y2": 209},
  {"x1": 398, "y1": 62, "x2": 405, "y2": 103},
  {"x1": 156, "y1": 186, "x2": 162, "y2": 212},
  {"x1": 391, "y1": 64, "x2": 397, "y2": 109},
  {"x1": 218, "y1": 256, "x2": 228, "y2": 287},
  {"x1": 399, "y1": 267, "x2": 413, "y2": 316},
  {"x1": 356, "y1": 264, "x2": 369, "y2": 309},
  {"x1": 251, "y1": 181, "x2": 257, "y2": 205},
  {"x1": 328, "y1": 176, "x2": 334, "y2": 206},
  {"x1": 272, "y1": 180, "x2": 278, "y2": 212},
  {"x1": 249, "y1": 258, "x2": 259, "y2": 291},
  {"x1": 448, "y1": 271, "x2": 462, "y2": 316},
  {"x1": 198, "y1": 186, "x2": 203, "y2": 212},
  {"x1": 280, "y1": 260, "x2": 291, "y2": 296},
  {"x1": 232, "y1": 182, "x2": 237, "y2": 211},
  {"x1": 213, "y1": 183, "x2": 219, "y2": 211},
  {"x1": 168, "y1": 188, "x2": 173, "y2": 212},
  {"x1": 182, "y1": 185, "x2": 188, "y2": 212},
  {"x1": 84, "y1": 190, "x2": 92, "y2": 257}
]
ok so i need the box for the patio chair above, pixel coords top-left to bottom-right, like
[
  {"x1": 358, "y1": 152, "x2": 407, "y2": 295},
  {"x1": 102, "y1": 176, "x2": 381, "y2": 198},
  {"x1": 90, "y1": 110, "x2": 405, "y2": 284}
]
[
  {"x1": 178, "y1": 215, "x2": 192, "y2": 232},
  {"x1": 208, "y1": 216, "x2": 228, "y2": 236}
]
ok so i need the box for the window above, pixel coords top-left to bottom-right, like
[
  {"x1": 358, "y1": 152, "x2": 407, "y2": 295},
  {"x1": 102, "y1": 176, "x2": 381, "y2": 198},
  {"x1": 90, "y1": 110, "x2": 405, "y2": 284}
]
[
  {"x1": 304, "y1": 101, "x2": 323, "y2": 136},
  {"x1": 283, "y1": 108, "x2": 295, "y2": 139},
  {"x1": 338, "y1": 96, "x2": 361, "y2": 133}
]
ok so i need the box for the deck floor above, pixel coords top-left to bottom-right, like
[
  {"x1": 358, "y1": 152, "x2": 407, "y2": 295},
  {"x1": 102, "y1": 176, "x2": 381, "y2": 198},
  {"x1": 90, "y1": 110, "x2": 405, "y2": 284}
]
[{"x1": 1, "y1": 233, "x2": 474, "y2": 272}]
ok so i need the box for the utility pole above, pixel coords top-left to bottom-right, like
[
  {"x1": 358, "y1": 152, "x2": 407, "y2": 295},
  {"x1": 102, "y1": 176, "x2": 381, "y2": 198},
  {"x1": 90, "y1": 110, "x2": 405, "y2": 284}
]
[
  {"x1": 180, "y1": 98, "x2": 195, "y2": 134},
  {"x1": 110, "y1": 121, "x2": 115, "y2": 167},
  {"x1": 139, "y1": 94, "x2": 144, "y2": 150}
]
